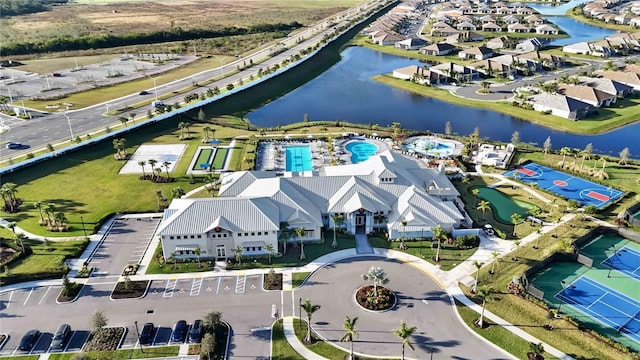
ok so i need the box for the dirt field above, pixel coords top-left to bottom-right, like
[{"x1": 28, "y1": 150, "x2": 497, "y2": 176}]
[{"x1": 1, "y1": 0, "x2": 363, "y2": 48}]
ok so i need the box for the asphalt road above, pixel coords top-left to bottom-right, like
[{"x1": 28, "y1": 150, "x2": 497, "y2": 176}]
[{"x1": 0, "y1": 0, "x2": 386, "y2": 162}]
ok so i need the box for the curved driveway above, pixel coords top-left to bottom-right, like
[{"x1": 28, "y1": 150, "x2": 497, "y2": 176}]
[{"x1": 296, "y1": 257, "x2": 511, "y2": 360}]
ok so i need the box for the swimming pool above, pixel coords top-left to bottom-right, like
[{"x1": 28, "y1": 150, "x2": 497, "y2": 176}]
[
  {"x1": 345, "y1": 141, "x2": 379, "y2": 164},
  {"x1": 285, "y1": 145, "x2": 313, "y2": 172},
  {"x1": 405, "y1": 137, "x2": 455, "y2": 157}
]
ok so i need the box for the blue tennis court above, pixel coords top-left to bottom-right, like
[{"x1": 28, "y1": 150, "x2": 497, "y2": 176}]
[
  {"x1": 503, "y1": 162, "x2": 624, "y2": 209},
  {"x1": 556, "y1": 277, "x2": 640, "y2": 342},
  {"x1": 603, "y1": 247, "x2": 640, "y2": 281}
]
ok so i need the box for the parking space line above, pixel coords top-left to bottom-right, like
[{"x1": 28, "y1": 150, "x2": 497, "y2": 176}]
[
  {"x1": 190, "y1": 278, "x2": 203, "y2": 296},
  {"x1": 163, "y1": 279, "x2": 177, "y2": 298},
  {"x1": 63, "y1": 331, "x2": 77, "y2": 352},
  {"x1": 23, "y1": 287, "x2": 34, "y2": 306},
  {"x1": 151, "y1": 327, "x2": 160, "y2": 345},
  {"x1": 216, "y1": 277, "x2": 222, "y2": 294},
  {"x1": 6, "y1": 290, "x2": 13, "y2": 309},
  {"x1": 235, "y1": 275, "x2": 246, "y2": 294},
  {"x1": 39, "y1": 286, "x2": 53, "y2": 304}
]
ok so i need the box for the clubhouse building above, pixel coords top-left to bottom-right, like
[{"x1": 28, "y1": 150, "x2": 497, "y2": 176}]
[{"x1": 155, "y1": 150, "x2": 469, "y2": 260}]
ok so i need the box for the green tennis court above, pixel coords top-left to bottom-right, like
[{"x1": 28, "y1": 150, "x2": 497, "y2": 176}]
[
  {"x1": 472, "y1": 186, "x2": 538, "y2": 224},
  {"x1": 212, "y1": 148, "x2": 228, "y2": 170},
  {"x1": 192, "y1": 148, "x2": 214, "y2": 170}
]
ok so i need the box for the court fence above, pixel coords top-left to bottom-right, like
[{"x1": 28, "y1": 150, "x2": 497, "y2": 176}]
[
  {"x1": 576, "y1": 253, "x2": 594, "y2": 268},
  {"x1": 522, "y1": 252, "x2": 575, "y2": 299}
]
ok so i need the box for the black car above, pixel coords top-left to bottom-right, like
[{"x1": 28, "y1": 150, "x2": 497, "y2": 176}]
[
  {"x1": 50, "y1": 324, "x2": 72, "y2": 350},
  {"x1": 5, "y1": 142, "x2": 23, "y2": 150},
  {"x1": 18, "y1": 329, "x2": 41, "y2": 351},
  {"x1": 171, "y1": 320, "x2": 187, "y2": 343},
  {"x1": 139, "y1": 322, "x2": 155, "y2": 345},
  {"x1": 188, "y1": 319, "x2": 202, "y2": 343},
  {"x1": 139, "y1": 90, "x2": 149, "y2": 95}
]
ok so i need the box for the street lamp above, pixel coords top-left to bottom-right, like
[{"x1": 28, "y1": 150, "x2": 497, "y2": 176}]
[
  {"x1": 60, "y1": 111, "x2": 74, "y2": 141},
  {"x1": 212, "y1": 55, "x2": 225, "y2": 78},
  {"x1": 145, "y1": 74, "x2": 159, "y2": 101},
  {"x1": 556, "y1": 280, "x2": 576, "y2": 317},
  {"x1": 298, "y1": 297, "x2": 302, "y2": 330},
  {"x1": 134, "y1": 321, "x2": 144, "y2": 353}
]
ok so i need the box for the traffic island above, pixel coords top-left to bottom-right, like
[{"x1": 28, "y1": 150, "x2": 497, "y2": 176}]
[
  {"x1": 111, "y1": 280, "x2": 150, "y2": 300},
  {"x1": 354, "y1": 285, "x2": 397, "y2": 312}
]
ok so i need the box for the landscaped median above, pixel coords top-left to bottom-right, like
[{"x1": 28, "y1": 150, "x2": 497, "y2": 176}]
[{"x1": 371, "y1": 74, "x2": 640, "y2": 135}]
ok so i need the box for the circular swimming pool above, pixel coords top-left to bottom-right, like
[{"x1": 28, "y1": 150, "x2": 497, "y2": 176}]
[
  {"x1": 405, "y1": 137, "x2": 455, "y2": 157},
  {"x1": 345, "y1": 141, "x2": 379, "y2": 164}
]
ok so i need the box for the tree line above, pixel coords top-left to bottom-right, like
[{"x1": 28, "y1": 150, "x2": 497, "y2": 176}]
[
  {"x1": 1, "y1": 0, "x2": 68, "y2": 17},
  {"x1": 1, "y1": 21, "x2": 303, "y2": 56}
]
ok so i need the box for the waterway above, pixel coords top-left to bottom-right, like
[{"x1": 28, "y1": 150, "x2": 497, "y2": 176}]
[
  {"x1": 247, "y1": 46, "x2": 640, "y2": 157},
  {"x1": 528, "y1": 0, "x2": 589, "y2": 16},
  {"x1": 547, "y1": 16, "x2": 617, "y2": 45}
]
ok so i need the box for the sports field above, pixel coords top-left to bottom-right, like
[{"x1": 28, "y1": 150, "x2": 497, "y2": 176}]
[
  {"x1": 529, "y1": 233, "x2": 640, "y2": 351},
  {"x1": 503, "y1": 162, "x2": 625, "y2": 209}
]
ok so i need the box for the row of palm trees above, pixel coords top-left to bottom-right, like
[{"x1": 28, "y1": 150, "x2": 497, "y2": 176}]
[
  {"x1": 300, "y1": 298, "x2": 418, "y2": 360},
  {"x1": 0, "y1": 182, "x2": 22, "y2": 213},
  {"x1": 278, "y1": 222, "x2": 308, "y2": 260},
  {"x1": 137, "y1": 159, "x2": 174, "y2": 182}
]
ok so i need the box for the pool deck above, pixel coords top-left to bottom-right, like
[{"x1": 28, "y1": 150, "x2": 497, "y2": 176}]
[{"x1": 256, "y1": 140, "x2": 327, "y2": 172}]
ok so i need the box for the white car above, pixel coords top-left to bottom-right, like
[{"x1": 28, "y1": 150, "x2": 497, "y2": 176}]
[{"x1": 483, "y1": 224, "x2": 495, "y2": 236}]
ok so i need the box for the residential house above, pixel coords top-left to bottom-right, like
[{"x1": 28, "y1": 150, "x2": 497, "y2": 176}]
[
  {"x1": 477, "y1": 5, "x2": 493, "y2": 14},
  {"x1": 431, "y1": 22, "x2": 460, "y2": 36},
  {"x1": 479, "y1": 15, "x2": 498, "y2": 24},
  {"x1": 516, "y1": 7, "x2": 535, "y2": 15},
  {"x1": 372, "y1": 31, "x2": 405, "y2": 46},
  {"x1": 630, "y1": 17, "x2": 640, "y2": 27},
  {"x1": 486, "y1": 35, "x2": 513, "y2": 49},
  {"x1": 392, "y1": 65, "x2": 449, "y2": 85},
  {"x1": 623, "y1": 63, "x2": 640, "y2": 74},
  {"x1": 156, "y1": 151, "x2": 467, "y2": 260},
  {"x1": 456, "y1": 21, "x2": 477, "y2": 31},
  {"x1": 468, "y1": 59, "x2": 517, "y2": 78},
  {"x1": 430, "y1": 62, "x2": 480, "y2": 81},
  {"x1": 563, "y1": 42, "x2": 596, "y2": 55},
  {"x1": 395, "y1": 38, "x2": 428, "y2": 50},
  {"x1": 446, "y1": 31, "x2": 485, "y2": 43},
  {"x1": 615, "y1": 14, "x2": 633, "y2": 25},
  {"x1": 436, "y1": 14, "x2": 453, "y2": 24},
  {"x1": 508, "y1": 23, "x2": 531, "y2": 33},
  {"x1": 589, "y1": 41, "x2": 614, "y2": 57},
  {"x1": 557, "y1": 84, "x2": 617, "y2": 107},
  {"x1": 458, "y1": 46, "x2": 494, "y2": 60},
  {"x1": 420, "y1": 42, "x2": 458, "y2": 55},
  {"x1": 502, "y1": 15, "x2": 520, "y2": 24},
  {"x1": 577, "y1": 76, "x2": 634, "y2": 97},
  {"x1": 524, "y1": 14, "x2": 545, "y2": 25},
  {"x1": 598, "y1": 70, "x2": 640, "y2": 91},
  {"x1": 529, "y1": 93, "x2": 593, "y2": 120},
  {"x1": 482, "y1": 22, "x2": 503, "y2": 32},
  {"x1": 457, "y1": 15, "x2": 475, "y2": 23},
  {"x1": 517, "y1": 51, "x2": 563, "y2": 69},
  {"x1": 536, "y1": 24, "x2": 559, "y2": 35},
  {"x1": 516, "y1": 38, "x2": 546, "y2": 52}
]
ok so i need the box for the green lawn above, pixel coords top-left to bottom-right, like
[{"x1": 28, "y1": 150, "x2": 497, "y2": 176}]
[
  {"x1": 292, "y1": 272, "x2": 311, "y2": 288},
  {"x1": 2, "y1": 238, "x2": 89, "y2": 286},
  {"x1": 145, "y1": 241, "x2": 215, "y2": 274},
  {"x1": 272, "y1": 319, "x2": 305, "y2": 360},
  {"x1": 472, "y1": 185, "x2": 538, "y2": 224},
  {"x1": 455, "y1": 303, "x2": 559, "y2": 360},
  {"x1": 47, "y1": 346, "x2": 179, "y2": 360},
  {"x1": 372, "y1": 75, "x2": 640, "y2": 135},
  {"x1": 0, "y1": 356, "x2": 39, "y2": 360}
]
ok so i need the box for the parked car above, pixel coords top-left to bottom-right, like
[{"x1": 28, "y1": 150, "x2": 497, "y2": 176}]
[
  {"x1": 139, "y1": 323, "x2": 155, "y2": 345},
  {"x1": 50, "y1": 324, "x2": 72, "y2": 350},
  {"x1": 483, "y1": 224, "x2": 495, "y2": 236},
  {"x1": 188, "y1": 320, "x2": 202, "y2": 343},
  {"x1": 18, "y1": 329, "x2": 41, "y2": 351},
  {"x1": 171, "y1": 320, "x2": 188, "y2": 343}
]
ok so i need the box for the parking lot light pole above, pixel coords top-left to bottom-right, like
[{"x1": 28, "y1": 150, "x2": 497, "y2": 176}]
[
  {"x1": 212, "y1": 55, "x2": 225, "y2": 78},
  {"x1": 298, "y1": 298, "x2": 302, "y2": 330},
  {"x1": 134, "y1": 321, "x2": 143, "y2": 353},
  {"x1": 145, "y1": 75, "x2": 158, "y2": 101}
]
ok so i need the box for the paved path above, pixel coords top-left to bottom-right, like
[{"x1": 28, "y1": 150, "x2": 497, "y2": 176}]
[{"x1": 354, "y1": 234, "x2": 374, "y2": 254}]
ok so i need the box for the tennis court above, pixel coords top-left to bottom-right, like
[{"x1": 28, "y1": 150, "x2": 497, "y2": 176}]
[
  {"x1": 603, "y1": 247, "x2": 640, "y2": 281},
  {"x1": 503, "y1": 162, "x2": 624, "y2": 209},
  {"x1": 556, "y1": 276, "x2": 640, "y2": 342}
]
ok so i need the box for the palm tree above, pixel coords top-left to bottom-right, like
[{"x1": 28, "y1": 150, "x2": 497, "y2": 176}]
[
  {"x1": 559, "y1": 147, "x2": 571, "y2": 168},
  {"x1": 392, "y1": 321, "x2": 417, "y2": 360},
  {"x1": 233, "y1": 245, "x2": 244, "y2": 265},
  {"x1": 148, "y1": 159, "x2": 158, "y2": 181},
  {"x1": 33, "y1": 201, "x2": 45, "y2": 225},
  {"x1": 178, "y1": 122, "x2": 188, "y2": 139},
  {"x1": 7, "y1": 221, "x2": 16, "y2": 235},
  {"x1": 472, "y1": 260, "x2": 484, "y2": 293},
  {"x1": 301, "y1": 299, "x2": 321, "y2": 343},
  {"x1": 279, "y1": 222, "x2": 291, "y2": 255},
  {"x1": 129, "y1": 112, "x2": 136, "y2": 125},
  {"x1": 295, "y1": 227, "x2": 306, "y2": 261},
  {"x1": 168, "y1": 251, "x2": 178, "y2": 270},
  {"x1": 203, "y1": 311, "x2": 222, "y2": 333},
  {"x1": 471, "y1": 188, "x2": 480, "y2": 207},
  {"x1": 476, "y1": 286, "x2": 494, "y2": 328},
  {"x1": 155, "y1": 190, "x2": 165, "y2": 211},
  {"x1": 511, "y1": 213, "x2": 523, "y2": 237},
  {"x1": 163, "y1": 161, "x2": 172, "y2": 179},
  {"x1": 15, "y1": 233, "x2": 27, "y2": 253},
  {"x1": 490, "y1": 251, "x2": 499, "y2": 274},
  {"x1": 432, "y1": 224, "x2": 447, "y2": 263},
  {"x1": 399, "y1": 218, "x2": 408, "y2": 250},
  {"x1": 54, "y1": 212, "x2": 67, "y2": 230},
  {"x1": 265, "y1": 243, "x2": 275, "y2": 264},
  {"x1": 330, "y1": 213, "x2": 344, "y2": 249},
  {"x1": 361, "y1": 266, "x2": 389, "y2": 297},
  {"x1": 340, "y1": 316, "x2": 359, "y2": 360},
  {"x1": 138, "y1": 160, "x2": 147, "y2": 178},
  {"x1": 477, "y1": 200, "x2": 491, "y2": 220},
  {"x1": 203, "y1": 126, "x2": 211, "y2": 143},
  {"x1": 528, "y1": 342, "x2": 545, "y2": 360},
  {"x1": 118, "y1": 116, "x2": 128, "y2": 127},
  {"x1": 619, "y1": 147, "x2": 630, "y2": 165},
  {"x1": 43, "y1": 202, "x2": 56, "y2": 226},
  {"x1": 512, "y1": 239, "x2": 522, "y2": 261},
  {"x1": 194, "y1": 246, "x2": 204, "y2": 268},
  {"x1": 171, "y1": 186, "x2": 185, "y2": 199}
]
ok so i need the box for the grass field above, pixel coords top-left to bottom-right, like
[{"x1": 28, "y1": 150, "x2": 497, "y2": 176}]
[
  {"x1": 271, "y1": 319, "x2": 305, "y2": 360},
  {"x1": 2, "y1": 238, "x2": 89, "y2": 286},
  {"x1": 47, "y1": 346, "x2": 179, "y2": 360},
  {"x1": 372, "y1": 75, "x2": 640, "y2": 135},
  {"x1": 292, "y1": 272, "x2": 311, "y2": 288}
]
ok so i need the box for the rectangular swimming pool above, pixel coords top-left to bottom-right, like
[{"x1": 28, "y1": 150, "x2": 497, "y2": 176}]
[{"x1": 285, "y1": 145, "x2": 312, "y2": 172}]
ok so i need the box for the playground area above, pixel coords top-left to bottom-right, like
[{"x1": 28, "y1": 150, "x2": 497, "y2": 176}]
[
  {"x1": 504, "y1": 162, "x2": 625, "y2": 209},
  {"x1": 527, "y1": 232, "x2": 640, "y2": 351},
  {"x1": 119, "y1": 144, "x2": 185, "y2": 174},
  {"x1": 471, "y1": 185, "x2": 539, "y2": 224}
]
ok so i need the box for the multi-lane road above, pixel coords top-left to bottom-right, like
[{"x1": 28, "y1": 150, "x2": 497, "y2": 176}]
[{"x1": 0, "y1": 0, "x2": 388, "y2": 162}]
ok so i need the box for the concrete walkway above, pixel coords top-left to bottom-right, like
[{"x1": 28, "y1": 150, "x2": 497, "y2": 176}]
[
  {"x1": 1, "y1": 209, "x2": 580, "y2": 360},
  {"x1": 354, "y1": 234, "x2": 374, "y2": 254}
]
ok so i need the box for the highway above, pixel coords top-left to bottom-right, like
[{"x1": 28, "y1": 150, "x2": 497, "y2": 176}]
[{"x1": 0, "y1": 0, "x2": 389, "y2": 162}]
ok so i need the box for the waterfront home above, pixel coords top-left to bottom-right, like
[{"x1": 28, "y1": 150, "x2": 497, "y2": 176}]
[
  {"x1": 615, "y1": 14, "x2": 633, "y2": 25},
  {"x1": 430, "y1": 62, "x2": 480, "y2": 81},
  {"x1": 524, "y1": 14, "x2": 545, "y2": 25},
  {"x1": 535, "y1": 24, "x2": 559, "y2": 35},
  {"x1": 557, "y1": 84, "x2": 617, "y2": 107},
  {"x1": 508, "y1": 23, "x2": 531, "y2": 33},
  {"x1": 486, "y1": 35, "x2": 513, "y2": 49},
  {"x1": 516, "y1": 7, "x2": 536, "y2": 15},
  {"x1": 517, "y1": 51, "x2": 563, "y2": 69},
  {"x1": 590, "y1": 40, "x2": 614, "y2": 57},
  {"x1": 630, "y1": 17, "x2": 640, "y2": 27},
  {"x1": 445, "y1": 31, "x2": 485, "y2": 43},
  {"x1": 482, "y1": 22, "x2": 503, "y2": 32},
  {"x1": 372, "y1": 31, "x2": 405, "y2": 46},
  {"x1": 468, "y1": 59, "x2": 516, "y2": 78},
  {"x1": 598, "y1": 70, "x2": 640, "y2": 91},
  {"x1": 529, "y1": 93, "x2": 593, "y2": 120},
  {"x1": 420, "y1": 43, "x2": 458, "y2": 55},
  {"x1": 395, "y1": 38, "x2": 428, "y2": 50},
  {"x1": 155, "y1": 151, "x2": 467, "y2": 260},
  {"x1": 562, "y1": 41, "x2": 611, "y2": 57},
  {"x1": 392, "y1": 65, "x2": 448, "y2": 85},
  {"x1": 458, "y1": 46, "x2": 494, "y2": 60},
  {"x1": 577, "y1": 76, "x2": 634, "y2": 98}
]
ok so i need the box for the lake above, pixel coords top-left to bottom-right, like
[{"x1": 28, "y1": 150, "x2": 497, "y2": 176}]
[
  {"x1": 528, "y1": 0, "x2": 589, "y2": 15},
  {"x1": 547, "y1": 16, "x2": 617, "y2": 45},
  {"x1": 247, "y1": 46, "x2": 639, "y2": 158}
]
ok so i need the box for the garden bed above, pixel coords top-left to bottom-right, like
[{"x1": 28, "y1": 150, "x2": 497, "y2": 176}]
[
  {"x1": 263, "y1": 270, "x2": 282, "y2": 291},
  {"x1": 57, "y1": 282, "x2": 84, "y2": 303},
  {"x1": 111, "y1": 280, "x2": 149, "y2": 300},
  {"x1": 83, "y1": 327, "x2": 126, "y2": 352},
  {"x1": 355, "y1": 285, "x2": 396, "y2": 312}
]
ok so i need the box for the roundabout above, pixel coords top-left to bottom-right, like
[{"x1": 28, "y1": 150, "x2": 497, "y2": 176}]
[{"x1": 295, "y1": 257, "x2": 512, "y2": 359}]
